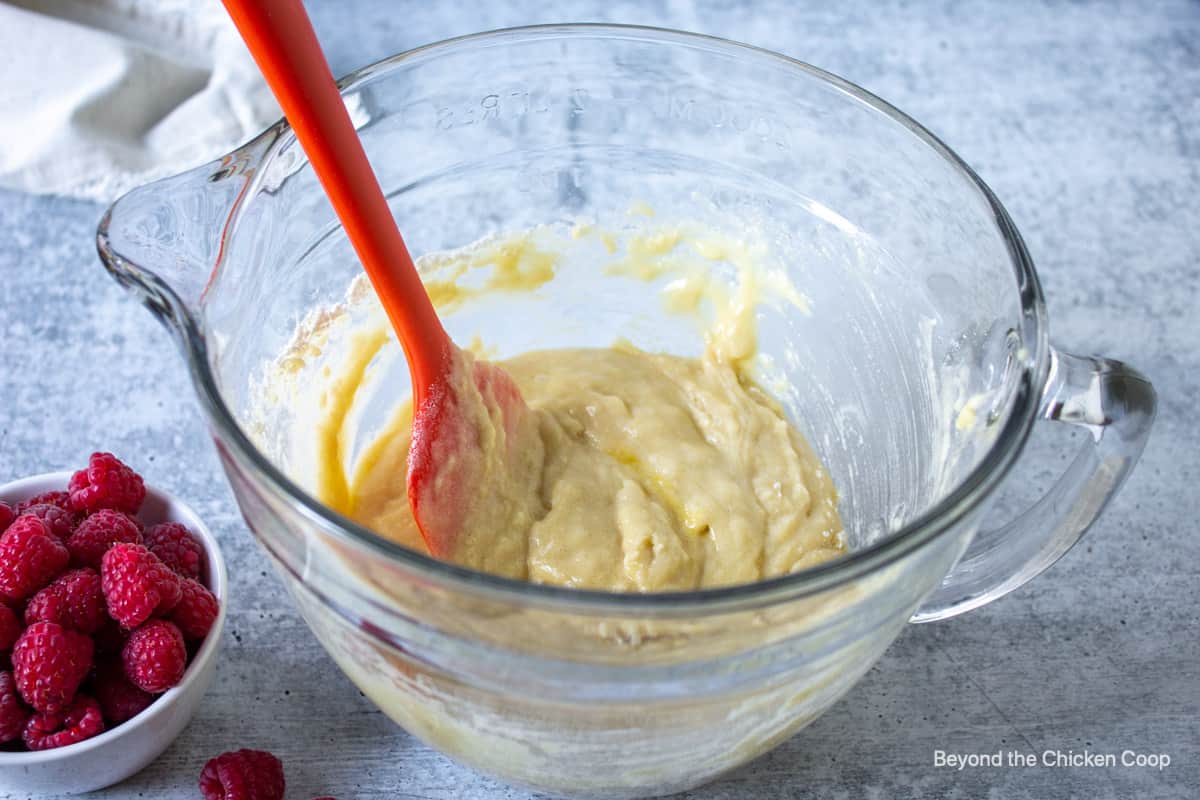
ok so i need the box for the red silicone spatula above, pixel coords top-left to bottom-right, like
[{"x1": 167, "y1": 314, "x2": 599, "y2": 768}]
[{"x1": 223, "y1": 0, "x2": 530, "y2": 559}]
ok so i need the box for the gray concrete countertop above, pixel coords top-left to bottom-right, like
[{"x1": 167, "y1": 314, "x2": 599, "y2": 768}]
[{"x1": 1, "y1": 1, "x2": 1196, "y2": 798}]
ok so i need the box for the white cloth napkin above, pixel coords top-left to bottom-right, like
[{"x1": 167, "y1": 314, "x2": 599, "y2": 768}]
[{"x1": 0, "y1": 0, "x2": 279, "y2": 201}]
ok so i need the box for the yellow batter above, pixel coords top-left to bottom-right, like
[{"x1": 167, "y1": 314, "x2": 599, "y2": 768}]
[{"x1": 304, "y1": 222, "x2": 846, "y2": 591}]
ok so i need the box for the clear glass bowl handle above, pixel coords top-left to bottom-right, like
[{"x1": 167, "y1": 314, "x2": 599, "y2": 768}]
[{"x1": 912, "y1": 346, "x2": 1156, "y2": 622}]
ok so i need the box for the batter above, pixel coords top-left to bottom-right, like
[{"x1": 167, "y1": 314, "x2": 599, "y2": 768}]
[{"x1": 301, "y1": 222, "x2": 846, "y2": 591}]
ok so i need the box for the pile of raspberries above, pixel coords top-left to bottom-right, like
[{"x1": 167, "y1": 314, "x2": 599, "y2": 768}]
[{"x1": 0, "y1": 453, "x2": 219, "y2": 751}]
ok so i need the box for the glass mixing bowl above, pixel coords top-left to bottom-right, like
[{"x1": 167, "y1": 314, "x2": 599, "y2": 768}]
[{"x1": 96, "y1": 25, "x2": 1155, "y2": 799}]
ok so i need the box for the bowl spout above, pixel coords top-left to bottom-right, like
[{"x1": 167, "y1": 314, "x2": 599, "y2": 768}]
[{"x1": 95, "y1": 129, "x2": 278, "y2": 335}]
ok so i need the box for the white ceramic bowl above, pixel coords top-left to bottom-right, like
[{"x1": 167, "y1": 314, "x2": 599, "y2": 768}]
[{"x1": 0, "y1": 471, "x2": 227, "y2": 795}]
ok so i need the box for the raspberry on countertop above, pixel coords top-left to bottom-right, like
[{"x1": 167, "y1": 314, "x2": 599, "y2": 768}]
[{"x1": 200, "y1": 749, "x2": 286, "y2": 800}]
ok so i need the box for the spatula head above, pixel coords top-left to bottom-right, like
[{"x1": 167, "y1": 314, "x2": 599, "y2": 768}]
[{"x1": 406, "y1": 354, "x2": 543, "y2": 576}]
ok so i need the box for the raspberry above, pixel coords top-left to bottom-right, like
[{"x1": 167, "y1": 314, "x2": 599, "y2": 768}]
[
  {"x1": 25, "y1": 568, "x2": 106, "y2": 634},
  {"x1": 0, "y1": 604, "x2": 21, "y2": 651},
  {"x1": 92, "y1": 660, "x2": 154, "y2": 724},
  {"x1": 16, "y1": 491, "x2": 72, "y2": 514},
  {"x1": 68, "y1": 452, "x2": 145, "y2": 514},
  {"x1": 0, "y1": 503, "x2": 15, "y2": 534},
  {"x1": 171, "y1": 578, "x2": 219, "y2": 641},
  {"x1": 144, "y1": 522, "x2": 203, "y2": 580},
  {"x1": 101, "y1": 543, "x2": 181, "y2": 629},
  {"x1": 200, "y1": 749, "x2": 286, "y2": 800},
  {"x1": 123, "y1": 619, "x2": 186, "y2": 693},
  {"x1": 22, "y1": 694, "x2": 104, "y2": 750},
  {"x1": 12, "y1": 621, "x2": 93, "y2": 713},
  {"x1": 19, "y1": 504, "x2": 82, "y2": 541},
  {"x1": 0, "y1": 516, "x2": 70, "y2": 602},
  {"x1": 0, "y1": 671, "x2": 31, "y2": 743},
  {"x1": 67, "y1": 509, "x2": 143, "y2": 569}
]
